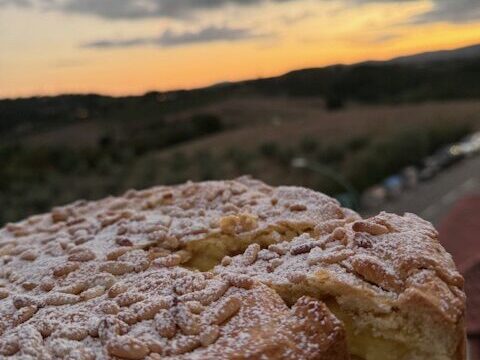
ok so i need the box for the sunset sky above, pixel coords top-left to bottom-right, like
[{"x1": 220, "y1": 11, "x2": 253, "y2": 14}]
[{"x1": 1, "y1": 0, "x2": 480, "y2": 98}]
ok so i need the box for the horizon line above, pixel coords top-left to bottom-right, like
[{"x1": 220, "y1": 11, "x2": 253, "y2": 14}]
[{"x1": 2, "y1": 41, "x2": 479, "y2": 101}]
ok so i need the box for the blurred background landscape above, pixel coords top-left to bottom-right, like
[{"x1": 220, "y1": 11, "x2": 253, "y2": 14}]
[
  {"x1": 1, "y1": 47, "x2": 480, "y2": 224},
  {"x1": 1, "y1": 0, "x2": 480, "y2": 356}
]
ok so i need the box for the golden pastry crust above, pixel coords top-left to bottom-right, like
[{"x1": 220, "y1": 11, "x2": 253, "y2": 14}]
[
  {"x1": 216, "y1": 212, "x2": 466, "y2": 360},
  {"x1": 0, "y1": 266, "x2": 348, "y2": 359},
  {"x1": 0, "y1": 177, "x2": 466, "y2": 359},
  {"x1": 0, "y1": 177, "x2": 353, "y2": 359}
]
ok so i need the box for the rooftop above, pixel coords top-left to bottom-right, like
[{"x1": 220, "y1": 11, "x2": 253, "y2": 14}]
[{"x1": 438, "y1": 195, "x2": 480, "y2": 359}]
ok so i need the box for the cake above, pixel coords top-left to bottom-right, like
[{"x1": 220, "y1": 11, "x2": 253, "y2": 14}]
[{"x1": 0, "y1": 177, "x2": 466, "y2": 359}]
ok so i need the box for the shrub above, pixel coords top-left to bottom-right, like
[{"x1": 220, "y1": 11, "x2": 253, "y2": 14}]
[
  {"x1": 225, "y1": 147, "x2": 251, "y2": 172},
  {"x1": 299, "y1": 137, "x2": 318, "y2": 153},
  {"x1": 169, "y1": 151, "x2": 189, "y2": 172},
  {"x1": 345, "y1": 136, "x2": 370, "y2": 152},
  {"x1": 325, "y1": 94, "x2": 345, "y2": 111},
  {"x1": 343, "y1": 122, "x2": 471, "y2": 191},
  {"x1": 259, "y1": 142, "x2": 279, "y2": 157},
  {"x1": 426, "y1": 122, "x2": 471, "y2": 153},
  {"x1": 316, "y1": 145, "x2": 346, "y2": 165},
  {"x1": 277, "y1": 147, "x2": 296, "y2": 167},
  {"x1": 196, "y1": 150, "x2": 218, "y2": 181},
  {"x1": 191, "y1": 114, "x2": 223, "y2": 136}
]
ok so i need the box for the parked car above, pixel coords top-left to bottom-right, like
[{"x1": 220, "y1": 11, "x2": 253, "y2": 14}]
[
  {"x1": 419, "y1": 146, "x2": 462, "y2": 181},
  {"x1": 419, "y1": 165, "x2": 437, "y2": 181},
  {"x1": 401, "y1": 166, "x2": 419, "y2": 189},
  {"x1": 361, "y1": 185, "x2": 387, "y2": 209},
  {"x1": 383, "y1": 175, "x2": 404, "y2": 198},
  {"x1": 456, "y1": 132, "x2": 480, "y2": 157}
]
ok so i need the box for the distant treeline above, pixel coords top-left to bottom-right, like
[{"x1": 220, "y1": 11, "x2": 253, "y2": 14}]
[
  {"x1": 248, "y1": 59, "x2": 480, "y2": 102},
  {"x1": 2, "y1": 57, "x2": 480, "y2": 137},
  {"x1": 0, "y1": 89, "x2": 228, "y2": 137}
]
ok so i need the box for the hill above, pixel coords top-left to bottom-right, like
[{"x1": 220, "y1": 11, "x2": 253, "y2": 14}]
[
  {"x1": 2, "y1": 43, "x2": 480, "y2": 224},
  {"x1": 2, "y1": 42, "x2": 480, "y2": 142},
  {"x1": 390, "y1": 43, "x2": 480, "y2": 64}
]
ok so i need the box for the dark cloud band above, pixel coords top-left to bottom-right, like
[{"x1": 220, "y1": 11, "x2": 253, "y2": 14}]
[
  {"x1": 0, "y1": 0, "x2": 31, "y2": 5},
  {"x1": 1, "y1": 0, "x2": 480, "y2": 24},
  {"x1": 1, "y1": 0, "x2": 287, "y2": 19},
  {"x1": 413, "y1": 0, "x2": 480, "y2": 24},
  {"x1": 82, "y1": 25, "x2": 267, "y2": 49}
]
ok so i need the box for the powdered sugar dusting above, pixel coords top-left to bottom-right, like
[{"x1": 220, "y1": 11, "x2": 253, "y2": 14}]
[
  {"x1": 216, "y1": 211, "x2": 465, "y2": 322},
  {"x1": 0, "y1": 177, "x2": 356, "y2": 359}
]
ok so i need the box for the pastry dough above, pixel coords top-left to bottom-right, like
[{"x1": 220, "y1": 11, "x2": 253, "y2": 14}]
[{"x1": 0, "y1": 177, "x2": 465, "y2": 359}]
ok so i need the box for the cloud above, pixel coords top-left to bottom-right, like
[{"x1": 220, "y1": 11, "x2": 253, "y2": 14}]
[
  {"x1": 349, "y1": 0, "x2": 480, "y2": 24},
  {"x1": 83, "y1": 38, "x2": 150, "y2": 48},
  {"x1": 2, "y1": 0, "x2": 480, "y2": 24},
  {"x1": 413, "y1": 0, "x2": 480, "y2": 24},
  {"x1": 0, "y1": 0, "x2": 287, "y2": 19},
  {"x1": 0, "y1": 0, "x2": 30, "y2": 6},
  {"x1": 370, "y1": 33, "x2": 399, "y2": 44},
  {"x1": 82, "y1": 25, "x2": 267, "y2": 49},
  {"x1": 279, "y1": 11, "x2": 314, "y2": 25}
]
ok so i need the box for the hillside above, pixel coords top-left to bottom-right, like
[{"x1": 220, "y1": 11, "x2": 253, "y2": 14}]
[
  {"x1": 2, "y1": 42, "x2": 480, "y2": 144},
  {"x1": 390, "y1": 43, "x2": 480, "y2": 64},
  {"x1": 2, "y1": 44, "x2": 480, "y2": 224}
]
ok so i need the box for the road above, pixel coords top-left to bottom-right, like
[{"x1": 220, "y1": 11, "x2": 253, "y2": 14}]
[
  {"x1": 363, "y1": 155, "x2": 480, "y2": 225},
  {"x1": 362, "y1": 154, "x2": 480, "y2": 360}
]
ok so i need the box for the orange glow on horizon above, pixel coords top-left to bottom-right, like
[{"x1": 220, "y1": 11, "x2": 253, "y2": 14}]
[{"x1": 2, "y1": 1, "x2": 480, "y2": 98}]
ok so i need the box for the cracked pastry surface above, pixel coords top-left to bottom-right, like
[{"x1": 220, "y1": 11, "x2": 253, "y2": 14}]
[
  {"x1": 0, "y1": 267, "x2": 348, "y2": 359},
  {"x1": 0, "y1": 177, "x2": 466, "y2": 359},
  {"x1": 215, "y1": 212, "x2": 466, "y2": 360}
]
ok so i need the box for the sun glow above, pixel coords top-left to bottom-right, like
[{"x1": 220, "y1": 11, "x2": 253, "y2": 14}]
[{"x1": 1, "y1": 0, "x2": 480, "y2": 98}]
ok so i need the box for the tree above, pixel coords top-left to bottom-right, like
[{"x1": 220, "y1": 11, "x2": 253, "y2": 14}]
[
  {"x1": 325, "y1": 94, "x2": 345, "y2": 111},
  {"x1": 191, "y1": 114, "x2": 223, "y2": 136}
]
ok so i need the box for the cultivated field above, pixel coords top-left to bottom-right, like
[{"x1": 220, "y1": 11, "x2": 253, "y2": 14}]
[{"x1": 1, "y1": 95, "x2": 479, "y2": 225}]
